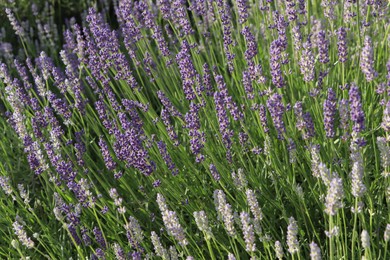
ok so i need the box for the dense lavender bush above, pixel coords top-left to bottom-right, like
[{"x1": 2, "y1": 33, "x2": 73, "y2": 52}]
[{"x1": 1, "y1": 0, "x2": 390, "y2": 259}]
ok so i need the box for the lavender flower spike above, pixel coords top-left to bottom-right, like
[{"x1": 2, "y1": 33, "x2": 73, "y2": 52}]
[
  {"x1": 267, "y1": 93, "x2": 286, "y2": 139},
  {"x1": 323, "y1": 88, "x2": 337, "y2": 138},
  {"x1": 360, "y1": 36, "x2": 377, "y2": 82},
  {"x1": 349, "y1": 83, "x2": 365, "y2": 133},
  {"x1": 287, "y1": 217, "x2": 299, "y2": 254},
  {"x1": 337, "y1": 27, "x2": 348, "y2": 63}
]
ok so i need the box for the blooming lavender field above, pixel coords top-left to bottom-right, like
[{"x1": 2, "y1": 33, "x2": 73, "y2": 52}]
[{"x1": 1, "y1": 0, "x2": 390, "y2": 259}]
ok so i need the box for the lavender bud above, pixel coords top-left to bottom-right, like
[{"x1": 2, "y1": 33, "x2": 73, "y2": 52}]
[
  {"x1": 323, "y1": 88, "x2": 337, "y2": 138},
  {"x1": 324, "y1": 177, "x2": 344, "y2": 216},
  {"x1": 337, "y1": 27, "x2": 348, "y2": 63},
  {"x1": 349, "y1": 83, "x2": 365, "y2": 133},
  {"x1": 361, "y1": 230, "x2": 370, "y2": 249},
  {"x1": 310, "y1": 242, "x2": 321, "y2": 260},
  {"x1": 193, "y1": 211, "x2": 213, "y2": 239},
  {"x1": 275, "y1": 240, "x2": 284, "y2": 259}
]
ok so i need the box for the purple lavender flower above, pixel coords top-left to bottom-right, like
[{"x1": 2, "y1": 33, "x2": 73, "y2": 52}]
[
  {"x1": 93, "y1": 227, "x2": 106, "y2": 249},
  {"x1": 323, "y1": 88, "x2": 337, "y2": 138},
  {"x1": 267, "y1": 94, "x2": 285, "y2": 139},
  {"x1": 258, "y1": 104, "x2": 269, "y2": 133},
  {"x1": 339, "y1": 99, "x2": 350, "y2": 140},
  {"x1": 172, "y1": 0, "x2": 194, "y2": 35},
  {"x1": 349, "y1": 83, "x2": 365, "y2": 133},
  {"x1": 270, "y1": 40, "x2": 285, "y2": 88},
  {"x1": 337, "y1": 27, "x2": 348, "y2": 63},
  {"x1": 157, "y1": 141, "x2": 178, "y2": 176},
  {"x1": 202, "y1": 63, "x2": 213, "y2": 96},
  {"x1": 161, "y1": 108, "x2": 179, "y2": 145},
  {"x1": 157, "y1": 91, "x2": 182, "y2": 118},
  {"x1": 98, "y1": 137, "x2": 117, "y2": 171},
  {"x1": 242, "y1": 26, "x2": 258, "y2": 62},
  {"x1": 285, "y1": 0, "x2": 297, "y2": 22},
  {"x1": 317, "y1": 30, "x2": 330, "y2": 64},
  {"x1": 237, "y1": 0, "x2": 249, "y2": 23},
  {"x1": 185, "y1": 103, "x2": 205, "y2": 162},
  {"x1": 209, "y1": 164, "x2": 221, "y2": 181},
  {"x1": 360, "y1": 36, "x2": 378, "y2": 82},
  {"x1": 176, "y1": 40, "x2": 198, "y2": 100}
]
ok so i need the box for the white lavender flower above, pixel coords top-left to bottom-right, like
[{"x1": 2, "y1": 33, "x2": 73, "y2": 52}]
[
  {"x1": 275, "y1": 240, "x2": 284, "y2": 259},
  {"x1": 310, "y1": 242, "x2": 321, "y2": 260},
  {"x1": 193, "y1": 211, "x2": 213, "y2": 239},
  {"x1": 287, "y1": 217, "x2": 299, "y2": 254},
  {"x1": 361, "y1": 230, "x2": 370, "y2": 249},
  {"x1": 12, "y1": 218, "x2": 34, "y2": 249},
  {"x1": 156, "y1": 193, "x2": 188, "y2": 245},
  {"x1": 214, "y1": 190, "x2": 236, "y2": 236},
  {"x1": 384, "y1": 224, "x2": 390, "y2": 242},
  {"x1": 169, "y1": 246, "x2": 179, "y2": 260},
  {"x1": 324, "y1": 176, "x2": 344, "y2": 216},
  {"x1": 231, "y1": 168, "x2": 247, "y2": 190},
  {"x1": 0, "y1": 176, "x2": 13, "y2": 196},
  {"x1": 124, "y1": 216, "x2": 144, "y2": 245},
  {"x1": 227, "y1": 253, "x2": 236, "y2": 260},
  {"x1": 310, "y1": 144, "x2": 321, "y2": 178},
  {"x1": 325, "y1": 226, "x2": 340, "y2": 238},
  {"x1": 246, "y1": 189, "x2": 263, "y2": 235},
  {"x1": 151, "y1": 231, "x2": 169, "y2": 259},
  {"x1": 240, "y1": 212, "x2": 256, "y2": 252},
  {"x1": 377, "y1": 137, "x2": 390, "y2": 177}
]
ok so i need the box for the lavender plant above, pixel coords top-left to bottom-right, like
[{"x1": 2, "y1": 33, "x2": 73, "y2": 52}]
[{"x1": 0, "y1": 0, "x2": 390, "y2": 259}]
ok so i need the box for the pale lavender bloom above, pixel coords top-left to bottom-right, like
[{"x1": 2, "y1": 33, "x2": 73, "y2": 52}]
[
  {"x1": 275, "y1": 240, "x2": 284, "y2": 259},
  {"x1": 151, "y1": 231, "x2": 169, "y2": 259},
  {"x1": 0, "y1": 176, "x2": 13, "y2": 196},
  {"x1": 384, "y1": 224, "x2": 390, "y2": 242},
  {"x1": 360, "y1": 36, "x2": 377, "y2": 82},
  {"x1": 287, "y1": 217, "x2": 299, "y2": 254},
  {"x1": 361, "y1": 230, "x2": 370, "y2": 249},
  {"x1": 194, "y1": 211, "x2": 213, "y2": 239},
  {"x1": 381, "y1": 101, "x2": 390, "y2": 131},
  {"x1": 12, "y1": 218, "x2": 34, "y2": 249},
  {"x1": 310, "y1": 242, "x2": 321, "y2": 260},
  {"x1": 185, "y1": 102, "x2": 205, "y2": 162},
  {"x1": 321, "y1": 0, "x2": 336, "y2": 19},
  {"x1": 240, "y1": 212, "x2": 256, "y2": 252},
  {"x1": 376, "y1": 137, "x2": 390, "y2": 178},
  {"x1": 299, "y1": 39, "x2": 315, "y2": 82},
  {"x1": 325, "y1": 226, "x2": 340, "y2": 238},
  {"x1": 214, "y1": 190, "x2": 236, "y2": 236},
  {"x1": 156, "y1": 193, "x2": 188, "y2": 245},
  {"x1": 324, "y1": 177, "x2": 344, "y2": 216},
  {"x1": 292, "y1": 26, "x2": 302, "y2": 52},
  {"x1": 232, "y1": 168, "x2": 247, "y2": 190},
  {"x1": 169, "y1": 246, "x2": 179, "y2": 260},
  {"x1": 246, "y1": 189, "x2": 263, "y2": 222},
  {"x1": 124, "y1": 216, "x2": 144, "y2": 249},
  {"x1": 227, "y1": 253, "x2": 236, "y2": 260}
]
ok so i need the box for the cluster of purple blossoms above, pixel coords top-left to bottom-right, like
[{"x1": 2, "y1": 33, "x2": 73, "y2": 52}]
[
  {"x1": 157, "y1": 141, "x2": 178, "y2": 176},
  {"x1": 339, "y1": 99, "x2": 350, "y2": 140},
  {"x1": 209, "y1": 164, "x2": 221, "y2": 181},
  {"x1": 214, "y1": 91, "x2": 233, "y2": 162},
  {"x1": 323, "y1": 88, "x2": 337, "y2": 138},
  {"x1": 215, "y1": 75, "x2": 244, "y2": 121},
  {"x1": 161, "y1": 108, "x2": 179, "y2": 145},
  {"x1": 241, "y1": 26, "x2": 258, "y2": 62},
  {"x1": 270, "y1": 40, "x2": 285, "y2": 88},
  {"x1": 185, "y1": 102, "x2": 205, "y2": 162},
  {"x1": 349, "y1": 83, "x2": 365, "y2": 133},
  {"x1": 317, "y1": 30, "x2": 330, "y2": 64},
  {"x1": 237, "y1": 0, "x2": 249, "y2": 23},
  {"x1": 360, "y1": 36, "x2": 378, "y2": 82},
  {"x1": 157, "y1": 91, "x2": 182, "y2": 118},
  {"x1": 285, "y1": 0, "x2": 297, "y2": 22},
  {"x1": 176, "y1": 40, "x2": 198, "y2": 100},
  {"x1": 171, "y1": 0, "x2": 194, "y2": 35},
  {"x1": 258, "y1": 104, "x2": 270, "y2": 133},
  {"x1": 337, "y1": 27, "x2": 348, "y2": 63},
  {"x1": 202, "y1": 63, "x2": 214, "y2": 96},
  {"x1": 267, "y1": 93, "x2": 286, "y2": 139},
  {"x1": 242, "y1": 70, "x2": 254, "y2": 99}
]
